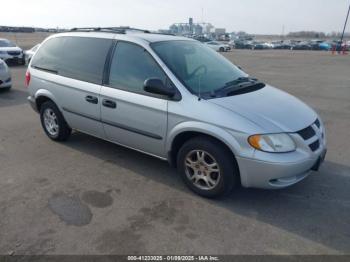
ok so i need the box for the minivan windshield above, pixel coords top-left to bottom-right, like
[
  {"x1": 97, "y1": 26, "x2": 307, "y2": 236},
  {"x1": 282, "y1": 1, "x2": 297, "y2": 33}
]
[
  {"x1": 151, "y1": 40, "x2": 262, "y2": 98},
  {"x1": 0, "y1": 40, "x2": 16, "y2": 47}
]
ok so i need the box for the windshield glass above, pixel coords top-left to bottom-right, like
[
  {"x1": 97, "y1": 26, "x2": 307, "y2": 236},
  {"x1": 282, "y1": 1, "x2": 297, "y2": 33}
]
[
  {"x1": 151, "y1": 40, "x2": 248, "y2": 97},
  {"x1": 0, "y1": 40, "x2": 16, "y2": 47}
]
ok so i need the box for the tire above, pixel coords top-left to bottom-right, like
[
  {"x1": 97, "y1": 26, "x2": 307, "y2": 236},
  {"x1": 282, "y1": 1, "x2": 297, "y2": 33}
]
[
  {"x1": 40, "y1": 101, "x2": 71, "y2": 141},
  {"x1": 177, "y1": 136, "x2": 239, "y2": 198},
  {"x1": 219, "y1": 47, "x2": 225, "y2": 52}
]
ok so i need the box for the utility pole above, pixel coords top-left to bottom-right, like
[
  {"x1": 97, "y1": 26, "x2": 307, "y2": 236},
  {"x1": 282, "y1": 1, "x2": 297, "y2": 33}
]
[{"x1": 340, "y1": 1, "x2": 350, "y2": 43}]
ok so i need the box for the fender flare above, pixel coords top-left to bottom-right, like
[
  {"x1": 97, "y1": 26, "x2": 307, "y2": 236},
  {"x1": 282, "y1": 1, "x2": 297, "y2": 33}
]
[{"x1": 166, "y1": 121, "x2": 242, "y2": 156}]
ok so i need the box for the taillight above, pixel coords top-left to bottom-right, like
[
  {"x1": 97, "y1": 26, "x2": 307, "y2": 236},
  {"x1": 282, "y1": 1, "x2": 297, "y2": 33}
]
[{"x1": 25, "y1": 70, "x2": 31, "y2": 87}]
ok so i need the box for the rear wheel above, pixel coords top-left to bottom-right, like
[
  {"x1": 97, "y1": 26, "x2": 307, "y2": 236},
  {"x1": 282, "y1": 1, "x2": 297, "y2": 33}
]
[
  {"x1": 40, "y1": 101, "x2": 71, "y2": 141},
  {"x1": 177, "y1": 136, "x2": 239, "y2": 198}
]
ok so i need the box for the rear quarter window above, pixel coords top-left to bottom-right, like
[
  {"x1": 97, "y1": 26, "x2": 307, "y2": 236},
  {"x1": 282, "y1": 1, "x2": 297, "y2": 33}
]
[{"x1": 31, "y1": 36, "x2": 112, "y2": 85}]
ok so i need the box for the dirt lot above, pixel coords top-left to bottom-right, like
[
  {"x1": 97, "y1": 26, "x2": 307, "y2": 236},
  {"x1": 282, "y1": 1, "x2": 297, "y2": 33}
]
[
  {"x1": 0, "y1": 47, "x2": 349, "y2": 255},
  {"x1": 0, "y1": 32, "x2": 50, "y2": 50}
]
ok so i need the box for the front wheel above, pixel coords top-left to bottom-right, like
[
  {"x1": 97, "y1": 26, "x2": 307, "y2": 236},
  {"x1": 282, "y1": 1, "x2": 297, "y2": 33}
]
[
  {"x1": 219, "y1": 47, "x2": 225, "y2": 52},
  {"x1": 177, "y1": 137, "x2": 239, "y2": 198},
  {"x1": 40, "y1": 101, "x2": 71, "y2": 141}
]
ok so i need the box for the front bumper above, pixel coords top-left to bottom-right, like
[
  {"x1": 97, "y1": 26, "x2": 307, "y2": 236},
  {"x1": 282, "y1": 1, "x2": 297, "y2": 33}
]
[
  {"x1": 0, "y1": 54, "x2": 24, "y2": 64},
  {"x1": 237, "y1": 148, "x2": 326, "y2": 189},
  {"x1": 236, "y1": 130, "x2": 327, "y2": 189},
  {"x1": 0, "y1": 74, "x2": 11, "y2": 88}
]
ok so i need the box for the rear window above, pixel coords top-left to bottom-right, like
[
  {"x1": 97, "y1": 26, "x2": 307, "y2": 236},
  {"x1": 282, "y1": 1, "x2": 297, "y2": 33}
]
[{"x1": 31, "y1": 36, "x2": 112, "y2": 84}]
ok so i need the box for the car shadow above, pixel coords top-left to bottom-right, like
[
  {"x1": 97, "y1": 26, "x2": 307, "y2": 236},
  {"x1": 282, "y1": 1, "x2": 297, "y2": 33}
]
[
  {"x1": 62, "y1": 132, "x2": 350, "y2": 253},
  {"x1": 0, "y1": 88, "x2": 28, "y2": 108}
]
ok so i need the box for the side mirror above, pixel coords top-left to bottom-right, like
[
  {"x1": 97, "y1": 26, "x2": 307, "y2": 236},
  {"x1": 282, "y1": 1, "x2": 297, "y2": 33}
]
[{"x1": 144, "y1": 78, "x2": 176, "y2": 97}]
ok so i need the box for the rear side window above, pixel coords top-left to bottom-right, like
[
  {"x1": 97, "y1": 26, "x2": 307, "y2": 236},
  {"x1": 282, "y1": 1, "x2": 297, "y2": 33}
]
[
  {"x1": 32, "y1": 36, "x2": 112, "y2": 84},
  {"x1": 108, "y1": 42, "x2": 166, "y2": 94},
  {"x1": 31, "y1": 37, "x2": 64, "y2": 72}
]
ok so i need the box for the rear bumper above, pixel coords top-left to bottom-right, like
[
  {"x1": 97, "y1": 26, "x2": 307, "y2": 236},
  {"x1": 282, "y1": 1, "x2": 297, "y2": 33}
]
[
  {"x1": 236, "y1": 148, "x2": 327, "y2": 189},
  {"x1": 27, "y1": 96, "x2": 38, "y2": 113}
]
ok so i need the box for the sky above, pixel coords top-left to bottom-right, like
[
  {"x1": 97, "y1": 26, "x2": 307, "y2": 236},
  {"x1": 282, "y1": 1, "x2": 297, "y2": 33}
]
[{"x1": 1, "y1": 0, "x2": 350, "y2": 34}]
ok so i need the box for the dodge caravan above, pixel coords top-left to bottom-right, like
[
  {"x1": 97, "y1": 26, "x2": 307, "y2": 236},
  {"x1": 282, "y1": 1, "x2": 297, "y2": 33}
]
[{"x1": 26, "y1": 28, "x2": 327, "y2": 197}]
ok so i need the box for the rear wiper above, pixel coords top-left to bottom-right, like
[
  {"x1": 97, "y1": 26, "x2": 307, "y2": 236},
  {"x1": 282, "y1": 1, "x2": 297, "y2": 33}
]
[{"x1": 32, "y1": 65, "x2": 58, "y2": 74}]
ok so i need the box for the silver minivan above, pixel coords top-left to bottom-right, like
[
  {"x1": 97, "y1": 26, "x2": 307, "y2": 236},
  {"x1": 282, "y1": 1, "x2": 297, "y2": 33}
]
[{"x1": 27, "y1": 28, "x2": 327, "y2": 197}]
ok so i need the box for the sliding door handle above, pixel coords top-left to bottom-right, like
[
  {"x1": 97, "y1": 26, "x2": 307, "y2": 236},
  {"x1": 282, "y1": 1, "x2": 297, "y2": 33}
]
[
  {"x1": 102, "y1": 99, "x2": 117, "y2": 109},
  {"x1": 85, "y1": 95, "x2": 98, "y2": 104}
]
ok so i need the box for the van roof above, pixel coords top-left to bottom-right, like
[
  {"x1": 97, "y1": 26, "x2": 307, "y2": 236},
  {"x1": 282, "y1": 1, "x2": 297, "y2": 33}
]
[
  {"x1": 128, "y1": 33, "x2": 191, "y2": 43},
  {"x1": 59, "y1": 28, "x2": 193, "y2": 43}
]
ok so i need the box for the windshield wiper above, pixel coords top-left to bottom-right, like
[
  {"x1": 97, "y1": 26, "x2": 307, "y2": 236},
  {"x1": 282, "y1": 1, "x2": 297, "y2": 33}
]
[
  {"x1": 218, "y1": 77, "x2": 258, "y2": 91},
  {"x1": 213, "y1": 77, "x2": 264, "y2": 96},
  {"x1": 224, "y1": 82, "x2": 265, "y2": 96}
]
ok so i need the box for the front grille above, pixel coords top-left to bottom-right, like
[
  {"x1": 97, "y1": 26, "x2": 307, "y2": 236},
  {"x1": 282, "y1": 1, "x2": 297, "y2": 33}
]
[
  {"x1": 7, "y1": 51, "x2": 21, "y2": 56},
  {"x1": 297, "y1": 126, "x2": 315, "y2": 140},
  {"x1": 297, "y1": 118, "x2": 323, "y2": 152},
  {"x1": 309, "y1": 140, "x2": 320, "y2": 152},
  {"x1": 315, "y1": 119, "x2": 321, "y2": 128}
]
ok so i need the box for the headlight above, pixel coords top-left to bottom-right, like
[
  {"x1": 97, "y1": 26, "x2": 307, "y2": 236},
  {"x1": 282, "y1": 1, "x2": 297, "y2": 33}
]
[{"x1": 248, "y1": 133, "x2": 296, "y2": 153}]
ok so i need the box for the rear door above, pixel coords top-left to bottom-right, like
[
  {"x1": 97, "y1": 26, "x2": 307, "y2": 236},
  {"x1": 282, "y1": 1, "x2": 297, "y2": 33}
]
[
  {"x1": 32, "y1": 36, "x2": 113, "y2": 138},
  {"x1": 100, "y1": 41, "x2": 169, "y2": 157}
]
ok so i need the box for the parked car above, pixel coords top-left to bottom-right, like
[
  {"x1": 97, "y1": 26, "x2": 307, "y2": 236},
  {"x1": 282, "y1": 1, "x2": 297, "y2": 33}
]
[
  {"x1": 228, "y1": 40, "x2": 236, "y2": 49},
  {"x1": 234, "y1": 40, "x2": 254, "y2": 50},
  {"x1": 0, "y1": 58, "x2": 11, "y2": 90},
  {"x1": 26, "y1": 29, "x2": 327, "y2": 198},
  {"x1": 193, "y1": 36, "x2": 211, "y2": 43},
  {"x1": 24, "y1": 44, "x2": 40, "y2": 64},
  {"x1": 252, "y1": 41, "x2": 271, "y2": 50},
  {"x1": 0, "y1": 38, "x2": 25, "y2": 65},
  {"x1": 292, "y1": 42, "x2": 312, "y2": 50},
  {"x1": 273, "y1": 41, "x2": 293, "y2": 50},
  {"x1": 205, "y1": 41, "x2": 230, "y2": 52},
  {"x1": 318, "y1": 42, "x2": 331, "y2": 51}
]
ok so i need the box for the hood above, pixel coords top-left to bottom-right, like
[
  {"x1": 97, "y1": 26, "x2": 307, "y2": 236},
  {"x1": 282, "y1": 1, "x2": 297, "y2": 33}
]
[
  {"x1": 0, "y1": 46, "x2": 22, "y2": 52},
  {"x1": 209, "y1": 85, "x2": 317, "y2": 133}
]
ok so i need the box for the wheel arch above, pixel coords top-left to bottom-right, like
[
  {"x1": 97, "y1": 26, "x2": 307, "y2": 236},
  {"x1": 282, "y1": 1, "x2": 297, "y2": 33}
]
[
  {"x1": 167, "y1": 122, "x2": 241, "y2": 167},
  {"x1": 34, "y1": 89, "x2": 58, "y2": 112}
]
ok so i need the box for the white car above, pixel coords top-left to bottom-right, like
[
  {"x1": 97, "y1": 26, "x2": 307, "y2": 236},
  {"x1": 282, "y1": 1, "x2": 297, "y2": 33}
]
[
  {"x1": 24, "y1": 44, "x2": 40, "y2": 64},
  {"x1": 205, "y1": 41, "x2": 230, "y2": 52},
  {"x1": 0, "y1": 38, "x2": 25, "y2": 65},
  {"x1": 0, "y1": 59, "x2": 11, "y2": 90}
]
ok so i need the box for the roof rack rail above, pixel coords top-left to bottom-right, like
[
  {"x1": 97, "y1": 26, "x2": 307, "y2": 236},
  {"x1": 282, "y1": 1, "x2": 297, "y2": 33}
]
[
  {"x1": 69, "y1": 27, "x2": 151, "y2": 34},
  {"x1": 70, "y1": 27, "x2": 126, "y2": 34}
]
